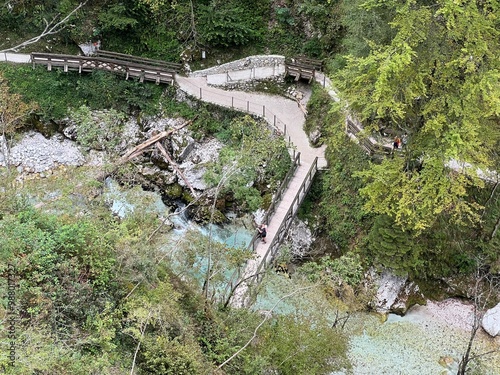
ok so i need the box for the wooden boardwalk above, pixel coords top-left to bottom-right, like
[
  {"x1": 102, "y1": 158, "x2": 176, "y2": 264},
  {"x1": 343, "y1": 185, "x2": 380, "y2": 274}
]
[{"x1": 31, "y1": 51, "x2": 181, "y2": 85}]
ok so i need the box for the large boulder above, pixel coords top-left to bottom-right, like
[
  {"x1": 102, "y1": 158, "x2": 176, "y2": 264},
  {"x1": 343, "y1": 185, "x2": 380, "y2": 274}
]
[
  {"x1": 170, "y1": 129, "x2": 195, "y2": 162},
  {"x1": 179, "y1": 137, "x2": 223, "y2": 191},
  {"x1": 370, "y1": 269, "x2": 426, "y2": 315},
  {"x1": 286, "y1": 218, "x2": 315, "y2": 260},
  {"x1": 482, "y1": 303, "x2": 500, "y2": 337}
]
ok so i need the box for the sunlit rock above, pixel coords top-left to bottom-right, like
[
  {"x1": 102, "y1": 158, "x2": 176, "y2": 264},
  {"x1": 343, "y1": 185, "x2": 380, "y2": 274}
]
[
  {"x1": 482, "y1": 303, "x2": 500, "y2": 337},
  {"x1": 370, "y1": 269, "x2": 425, "y2": 315},
  {"x1": 285, "y1": 218, "x2": 315, "y2": 260}
]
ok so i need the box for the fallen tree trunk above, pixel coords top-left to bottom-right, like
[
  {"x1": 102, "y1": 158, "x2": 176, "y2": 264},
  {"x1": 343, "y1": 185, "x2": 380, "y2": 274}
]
[
  {"x1": 97, "y1": 117, "x2": 195, "y2": 182},
  {"x1": 120, "y1": 119, "x2": 194, "y2": 162}
]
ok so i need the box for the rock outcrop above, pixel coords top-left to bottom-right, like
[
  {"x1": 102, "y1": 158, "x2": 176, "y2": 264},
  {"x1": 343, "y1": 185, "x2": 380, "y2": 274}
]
[
  {"x1": 482, "y1": 303, "x2": 500, "y2": 337},
  {"x1": 369, "y1": 269, "x2": 426, "y2": 315},
  {"x1": 286, "y1": 218, "x2": 315, "y2": 260}
]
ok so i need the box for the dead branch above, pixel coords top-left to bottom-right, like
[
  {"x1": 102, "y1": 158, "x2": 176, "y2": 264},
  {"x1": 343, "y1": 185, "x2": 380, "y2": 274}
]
[
  {"x1": 129, "y1": 309, "x2": 152, "y2": 375},
  {"x1": 155, "y1": 142, "x2": 198, "y2": 198},
  {"x1": 120, "y1": 118, "x2": 194, "y2": 162},
  {"x1": 0, "y1": 1, "x2": 88, "y2": 53},
  {"x1": 97, "y1": 118, "x2": 195, "y2": 182}
]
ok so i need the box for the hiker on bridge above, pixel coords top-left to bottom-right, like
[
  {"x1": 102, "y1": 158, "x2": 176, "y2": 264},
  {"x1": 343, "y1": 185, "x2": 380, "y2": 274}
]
[{"x1": 257, "y1": 223, "x2": 267, "y2": 243}]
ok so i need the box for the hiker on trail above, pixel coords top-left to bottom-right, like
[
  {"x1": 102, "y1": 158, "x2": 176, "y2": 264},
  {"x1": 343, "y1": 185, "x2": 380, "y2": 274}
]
[
  {"x1": 257, "y1": 224, "x2": 267, "y2": 243},
  {"x1": 393, "y1": 136, "x2": 401, "y2": 150}
]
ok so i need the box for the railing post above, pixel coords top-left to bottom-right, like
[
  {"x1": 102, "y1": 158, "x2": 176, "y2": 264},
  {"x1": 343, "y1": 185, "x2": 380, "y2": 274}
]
[
  {"x1": 199, "y1": 87, "x2": 202, "y2": 99},
  {"x1": 273, "y1": 115, "x2": 276, "y2": 128},
  {"x1": 284, "y1": 124, "x2": 287, "y2": 136},
  {"x1": 232, "y1": 97, "x2": 234, "y2": 108},
  {"x1": 247, "y1": 101, "x2": 249, "y2": 112},
  {"x1": 263, "y1": 105, "x2": 265, "y2": 117}
]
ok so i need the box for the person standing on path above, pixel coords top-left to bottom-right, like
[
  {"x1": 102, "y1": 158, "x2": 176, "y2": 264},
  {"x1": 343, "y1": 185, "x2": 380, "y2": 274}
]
[
  {"x1": 257, "y1": 224, "x2": 267, "y2": 243},
  {"x1": 393, "y1": 136, "x2": 401, "y2": 150}
]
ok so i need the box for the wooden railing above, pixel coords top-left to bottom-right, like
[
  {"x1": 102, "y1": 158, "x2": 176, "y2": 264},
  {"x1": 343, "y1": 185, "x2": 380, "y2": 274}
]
[
  {"x1": 285, "y1": 61, "x2": 315, "y2": 83},
  {"x1": 223, "y1": 151, "x2": 302, "y2": 307},
  {"x1": 246, "y1": 151, "x2": 302, "y2": 253},
  {"x1": 31, "y1": 52, "x2": 177, "y2": 85},
  {"x1": 285, "y1": 56, "x2": 323, "y2": 83},
  {"x1": 254, "y1": 156, "x2": 319, "y2": 281},
  {"x1": 295, "y1": 56, "x2": 323, "y2": 71},
  {"x1": 95, "y1": 50, "x2": 182, "y2": 72},
  {"x1": 346, "y1": 116, "x2": 393, "y2": 156}
]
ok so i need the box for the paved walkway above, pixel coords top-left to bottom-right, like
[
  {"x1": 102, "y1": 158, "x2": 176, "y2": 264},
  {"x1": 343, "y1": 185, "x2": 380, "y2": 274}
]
[
  {"x1": 1, "y1": 53, "x2": 31, "y2": 63},
  {"x1": 176, "y1": 73, "x2": 328, "y2": 307}
]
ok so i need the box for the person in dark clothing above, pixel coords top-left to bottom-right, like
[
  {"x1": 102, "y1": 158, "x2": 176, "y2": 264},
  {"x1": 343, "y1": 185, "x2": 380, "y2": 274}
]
[{"x1": 257, "y1": 224, "x2": 267, "y2": 243}]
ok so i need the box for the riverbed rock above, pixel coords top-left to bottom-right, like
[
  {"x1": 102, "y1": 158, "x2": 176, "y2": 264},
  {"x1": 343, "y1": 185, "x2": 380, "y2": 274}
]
[
  {"x1": 178, "y1": 137, "x2": 223, "y2": 191},
  {"x1": 370, "y1": 269, "x2": 426, "y2": 315},
  {"x1": 309, "y1": 128, "x2": 322, "y2": 146},
  {"x1": 482, "y1": 303, "x2": 500, "y2": 337},
  {"x1": 285, "y1": 218, "x2": 315, "y2": 260},
  {"x1": 0, "y1": 131, "x2": 85, "y2": 174},
  {"x1": 171, "y1": 129, "x2": 195, "y2": 162}
]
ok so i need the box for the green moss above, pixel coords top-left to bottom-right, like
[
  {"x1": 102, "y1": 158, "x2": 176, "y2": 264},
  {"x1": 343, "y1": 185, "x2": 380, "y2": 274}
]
[{"x1": 164, "y1": 183, "x2": 184, "y2": 200}]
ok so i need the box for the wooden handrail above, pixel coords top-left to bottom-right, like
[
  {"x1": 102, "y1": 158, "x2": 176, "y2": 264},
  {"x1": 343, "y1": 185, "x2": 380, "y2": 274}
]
[
  {"x1": 96, "y1": 50, "x2": 182, "y2": 71},
  {"x1": 31, "y1": 53, "x2": 177, "y2": 74},
  {"x1": 254, "y1": 157, "x2": 319, "y2": 279},
  {"x1": 31, "y1": 52, "x2": 176, "y2": 84},
  {"x1": 246, "y1": 151, "x2": 301, "y2": 252}
]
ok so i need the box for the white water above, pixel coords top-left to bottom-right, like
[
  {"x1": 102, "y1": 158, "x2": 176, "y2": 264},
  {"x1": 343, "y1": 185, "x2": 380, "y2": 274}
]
[{"x1": 104, "y1": 178, "x2": 254, "y2": 246}]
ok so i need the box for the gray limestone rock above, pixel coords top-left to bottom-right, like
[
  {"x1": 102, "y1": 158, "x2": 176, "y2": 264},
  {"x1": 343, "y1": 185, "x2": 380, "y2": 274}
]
[
  {"x1": 171, "y1": 129, "x2": 195, "y2": 162},
  {"x1": 178, "y1": 137, "x2": 223, "y2": 191},
  {"x1": 370, "y1": 269, "x2": 425, "y2": 315},
  {"x1": 286, "y1": 218, "x2": 314, "y2": 260},
  {"x1": 482, "y1": 303, "x2": 500, "y2": 337}
]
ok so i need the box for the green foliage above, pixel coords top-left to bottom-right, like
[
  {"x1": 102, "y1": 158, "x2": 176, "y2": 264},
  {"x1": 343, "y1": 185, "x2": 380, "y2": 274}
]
[
  {"x1": 69, "y1": 105, "x2": 126, "y2": 152},
  {"x1": 204, "y1": 115, "x2": 291, "y2": 211},
  {"x1": 319, "y1": 137, "x2": 372, "y2": 250},
  {"x1": 98, "y1": 2, "x2": 139, "y2": 31},
  {"x1": 296, "y1": 0, "x2": 344, "y2": 56},
  {"x1": 258, "y1": 315, "x2": 349, "y2": 375},
  {"x1": 141, "y1": 336, "x2": 206, "y2": 375},
  {"x1": 0, "y1": 65, "x2": 163, "y2": 120},
  {"x1": 197, "y1": 308, "x2": 265, "y2": 374},
  {"x1": 304, "y1": 82, "x2": 334, "y2": 142},
  {"x1": 275, "y1": 7, "x2": 295, "y2": 26},
  {"x1": 340, "y1": 0, "x2": 396, "y2": 57},
  {"x1": 334, "y1": 0, "x2": 500, "y2": 231},
  {"x1": 198, "y1": 1, "x2": 265, "y2": 48},
  {"x1": 300, "y1": 252, "x2": 364, "y2": 286},
  {"x1": 366, "y1": 215, "x2": 423, "y2": 276}
]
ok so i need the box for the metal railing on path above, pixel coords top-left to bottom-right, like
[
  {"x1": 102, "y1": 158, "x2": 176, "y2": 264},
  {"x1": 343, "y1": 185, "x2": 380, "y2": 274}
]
[
  {"x1": 254, "y1": 156, "x2": 319, "y2": 280},
  {"x1": 177, "y1": 76, "x2": 298, "y2": 150}
]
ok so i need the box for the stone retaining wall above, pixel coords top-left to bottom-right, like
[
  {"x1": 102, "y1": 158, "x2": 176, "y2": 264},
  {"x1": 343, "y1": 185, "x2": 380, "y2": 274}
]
[{"x1": 189, "y1": 55, "x2": 285, "y2": 77}]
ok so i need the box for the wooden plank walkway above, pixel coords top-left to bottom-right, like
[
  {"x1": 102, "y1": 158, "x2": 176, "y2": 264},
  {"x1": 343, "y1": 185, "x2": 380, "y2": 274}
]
[{"x1": 31, "y1": 52, "x2": 178, "y2": 85}]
